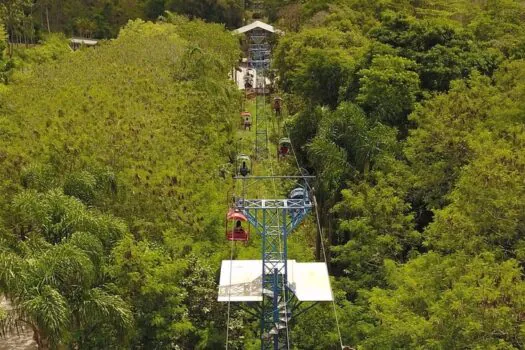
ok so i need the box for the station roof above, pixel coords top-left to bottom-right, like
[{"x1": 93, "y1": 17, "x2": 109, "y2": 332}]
[
  {"x1": 218, "y1": 260, "x2": 333, "y2": 302},
  {"x1": 233, "y1": 21, "x2": 284, "y2": 35},
  {"x1": 70, "y1": 38, "x2": 98, "y2": 46}
]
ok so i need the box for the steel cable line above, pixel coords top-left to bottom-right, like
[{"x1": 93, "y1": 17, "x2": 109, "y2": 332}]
[
  {"x1": 225, "y1": 215, "x2": 235, "y2": 350},
  {"x1": 226, "y1": 110, "x2": 252, "y2": 349},
  {"x1": 267, "y1": 146, "x2": 291, "y2": 349},
  {"x1": 281, "y1": 106, "x2": 345, "y2": 349},
  {"x1": 259, "y1": 67, "x2": 291, "y2": 348},
  {"x1": 313, "y1": 194, "x2": 344, "y2": 349}
]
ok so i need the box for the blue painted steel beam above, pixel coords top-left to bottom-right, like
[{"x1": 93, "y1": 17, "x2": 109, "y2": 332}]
[{"x1": 234, "y1": 196, "x2": 311, "y2": 350}]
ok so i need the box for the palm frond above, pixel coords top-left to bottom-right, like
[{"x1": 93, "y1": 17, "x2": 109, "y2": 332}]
[
  {"x1": 77, "y1": 288, "x2": 133, "y2": 332},
  {"x1": 22, "y1": 285, "x2": 69, "y2": 344}
]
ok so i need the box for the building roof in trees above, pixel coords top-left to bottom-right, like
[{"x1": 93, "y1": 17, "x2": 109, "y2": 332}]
[
  {"x1": 70, "y1": 38, "x2": 99, "y2": 46},
  {"x1": 233, "y1": 21, "x2": 284, "y2": 35}
]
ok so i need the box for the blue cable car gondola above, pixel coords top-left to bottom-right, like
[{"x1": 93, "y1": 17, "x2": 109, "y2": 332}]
[
  {"x1": 289, "y1": 187, "x2": 309, "y2": 222},
  {"x1": 289, "y1": 187, "x2": 307, "y2": 200}
]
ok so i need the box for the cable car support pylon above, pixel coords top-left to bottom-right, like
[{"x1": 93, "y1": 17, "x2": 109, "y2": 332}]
[
  {"x1": 222, "y1": 13, "x2": 335, "y2": 350},
  {"x1": 236, "y1": 178, "x2": 314, "y2": 349}
]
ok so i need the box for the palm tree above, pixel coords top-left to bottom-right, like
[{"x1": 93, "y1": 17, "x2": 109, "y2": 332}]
[
  {"x1": 0, "y1": 242, "x2": 132, "y2": 349},
  {"x1": 1, "y1": 189, "x2": 133, "y2": 349},
  {"x1": 306, "y1": 103, "x2": 398, "y2": 259}
]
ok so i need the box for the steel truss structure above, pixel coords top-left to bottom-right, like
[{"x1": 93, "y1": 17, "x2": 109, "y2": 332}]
[
  {"x1": 247, "y1": 26, "x2": 270, "y2": 158},
  {"x1": 235, "y1": 177, "x2": 313, "y2": 350},
  {"x1": 246, "y1": 0, "x2": 265, "y2": 11},
  {"x1": 255, "y1": 95, "x2": 268, "y2": 158}
]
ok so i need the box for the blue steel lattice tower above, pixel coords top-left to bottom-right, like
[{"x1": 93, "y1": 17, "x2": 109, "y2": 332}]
[
  {"x1": 225, "y1": 21, "x2": 332, "y2": 350},
  {"x1": 236, "y1": 184, "x2": 312, "y2": 350},
  {"x1": 247, "y1": 27, "x2": 270, "y2": 158}
]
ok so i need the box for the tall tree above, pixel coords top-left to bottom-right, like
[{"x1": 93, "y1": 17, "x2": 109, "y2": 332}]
[
  {"x1": 0, "y1": 189, "x2": 132, "y2": 349},
  {"x1": 357, "y1": 55, "x2": 420, "y2": 128}
]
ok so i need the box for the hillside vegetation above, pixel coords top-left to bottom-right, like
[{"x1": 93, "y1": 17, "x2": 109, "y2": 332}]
[
  {"x1": 1, "y1": 0, "x2": 525, "y2": 349},
  {"x1": 1, "y1": 0, "x2": 243, "y2": 40},
  {"x1": 270, "y1": 0, "x2": 525, "y2": 348},
  {"x1": 0, "y1": 15, "x2": 243, "y2": 349}
]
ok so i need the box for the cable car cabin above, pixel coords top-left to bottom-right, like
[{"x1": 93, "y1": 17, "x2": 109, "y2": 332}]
[
  {"x1": 241, "y1": 112, "x2": 252, "y2": 131},
  {"x1": 289, "y1": 187, "x2": 308, "y2": 200},
  {"x1": 289, "y1": 186, "x2": 308, "y2": 221},
  {"x1": 273, "y1": 96, "x2": 283, "y2": 116},
  {"x1": 244, "y1": 71, "x2": 254, "y2": 89},
  {"x1": 236, "y1": 154, "x2": 251, "y2": 177},
  {"x1": 227, "y1": 221, "x2": 249, "y2": 241},
  {"x1": 278, "y1": 138, "x2": 291, "y2": 158},
  {"x1": 226, "y1": 209, "x2": 249, "y2": 241}
]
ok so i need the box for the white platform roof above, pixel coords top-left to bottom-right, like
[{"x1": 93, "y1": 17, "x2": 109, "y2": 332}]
[
  {"x1": 233, "y1": 21, "x2": 284, "y2": 35},
  {"x1": 70, "y1": 38, "x2": 98, "y2": 46},
  {"x1": 218, "y1": 260, "x2": 333, "y2": 302}
]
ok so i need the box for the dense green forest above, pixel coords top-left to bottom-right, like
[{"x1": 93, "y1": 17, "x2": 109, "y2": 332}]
[
  {"x1": 0, "y1": 14, "x2": 244, "y2": 349},
  {"x1": 0, "y1": 0, "x2": 243, "y2": 41},
  {"x1": 272, "y1": 0, "x2": 525, "y2": 348},
  {"x1": 1, "y1": 0, "x2": 525, "y2": 349}
]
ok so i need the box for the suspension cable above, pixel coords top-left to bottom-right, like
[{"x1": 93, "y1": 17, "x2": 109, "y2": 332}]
[
  {"x1": 313, "y1": 194, "x2": 344, "y2": 349},
  {"x1": 226, "y1": 97, "x2": 250, "y2": 348},
  {"x1": 268, "y1": 150, "x2": 291, "y2": 349},
  {"x1": 282, "y1": 106, "x2": 345, "y2": 349},
  {"x1": 261, "y1": 66, "x2": 291, "y2": 348},
  {"x1": 225, "y1": 192, "x2": 236, "y2": 349}
]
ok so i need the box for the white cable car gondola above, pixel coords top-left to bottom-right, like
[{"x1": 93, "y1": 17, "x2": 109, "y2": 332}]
[
  {"x1": 289, "y1": 186, "x2": 307, "y2": 200},
  {"x1": 236, "y1": 154, "x2": 251, "y2": 177}
]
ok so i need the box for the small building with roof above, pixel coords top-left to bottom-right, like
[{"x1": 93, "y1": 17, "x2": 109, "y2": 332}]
[
  {"x1": 232, "y1": 20, "x2": 284, "y2": 36},
  {"x1": 70, "y1": 38, "x2": 99, "y2": 50},
  {"x1": 231, "y1": 21, "x2": 282, "y2": 94}
]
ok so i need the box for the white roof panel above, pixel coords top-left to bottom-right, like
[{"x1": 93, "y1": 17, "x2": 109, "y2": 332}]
[
  {"x1": 233, "y1": 21, "x2": 283, "y2": 35},
  {"x1": 70, "y1": 38, "x2": 98, "y2": 46},
  {"x1": 218, "y1": 260, "x2": 333, "y2": 302},
  {"x1": 291, "y1": 262, "x2": 333, "y2": 301},
  {"x1": 218, "y1": 260, "x2": 263, "y2": 302}
]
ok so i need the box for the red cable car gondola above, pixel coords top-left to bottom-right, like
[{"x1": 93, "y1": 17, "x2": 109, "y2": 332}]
[
  {"x1": 226, "y1": 209, "x2": 249, "y2": 241},
  {"x1": 278, "y1": 138, "x2": 291, "y2": 159}
]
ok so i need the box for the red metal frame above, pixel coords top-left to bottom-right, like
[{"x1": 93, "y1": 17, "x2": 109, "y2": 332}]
[{"x1": 226, "y1": 229, "x2": 249, "y2": 241}]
